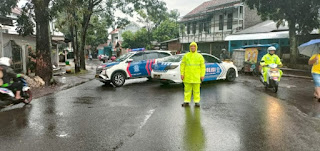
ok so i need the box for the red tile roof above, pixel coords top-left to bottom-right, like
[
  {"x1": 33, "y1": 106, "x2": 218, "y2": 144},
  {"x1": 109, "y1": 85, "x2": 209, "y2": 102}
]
[{"x1": 181, "y1": 0, "x2": 241, "y2": 22}]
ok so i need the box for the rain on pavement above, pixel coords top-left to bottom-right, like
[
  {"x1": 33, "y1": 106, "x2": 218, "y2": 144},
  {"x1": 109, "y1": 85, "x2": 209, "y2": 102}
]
[{"x1": 1, "y1": 75, "x2": 320, "y2": 151}]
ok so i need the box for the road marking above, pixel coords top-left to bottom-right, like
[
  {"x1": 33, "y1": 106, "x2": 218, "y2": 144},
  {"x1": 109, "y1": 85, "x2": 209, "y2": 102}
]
[{"x1": 139, "y1": 109, "x2": 155, "y2": 129}]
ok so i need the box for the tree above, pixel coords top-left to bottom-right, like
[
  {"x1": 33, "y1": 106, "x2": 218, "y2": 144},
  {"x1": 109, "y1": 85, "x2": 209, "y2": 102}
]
[
  {"x1": 56, "y1": 0, "x2": 168, "y2": 70},
  {"x1": 55, "y1": 0, "x2": 83, "y2": 73},
  {"x1": 86, "y1": 14, "x2": 111, "y2": 52},
  {"x1": 122, "y1": 28, "x2": 149, "y2": 49},
  {"x1": 1, "y1": 0, "x2": 54, "y2": 85},
  {"x1": 153, "y1": 19, "x2": 179, "y2": 42},
  {"x1": 242, "y1": 0, "x2": 320, "y2": 67}
]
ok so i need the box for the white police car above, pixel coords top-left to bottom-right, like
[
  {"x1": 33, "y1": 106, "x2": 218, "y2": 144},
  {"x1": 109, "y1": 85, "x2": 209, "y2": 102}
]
[
  {"x1": 151, "y1": 53, "x2": 238, "y2": 85},
  {"x1": 96, "y1": 49, "x2": 172, "y2": 87}
]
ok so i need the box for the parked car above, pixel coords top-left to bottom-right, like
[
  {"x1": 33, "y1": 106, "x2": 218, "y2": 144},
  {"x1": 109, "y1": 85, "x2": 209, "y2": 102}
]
[
  {"x1": 96, "y1": 50, "x2": 172, "y2": 87},
  {"x1": 151, "y1": 53, "x2": 238, "y2": 85}
]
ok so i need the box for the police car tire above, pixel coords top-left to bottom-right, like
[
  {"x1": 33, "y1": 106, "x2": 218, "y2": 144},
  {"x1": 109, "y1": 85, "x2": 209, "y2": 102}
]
[
  {"x1": 111, "y1": 72, "x2": 126, "y2": 87},
  {"x1": 160, "y1": 81, "x2": 169, "y2": 85},
  {"x1": 226, "y1": 68, "x2": 236, "y2": 82}
]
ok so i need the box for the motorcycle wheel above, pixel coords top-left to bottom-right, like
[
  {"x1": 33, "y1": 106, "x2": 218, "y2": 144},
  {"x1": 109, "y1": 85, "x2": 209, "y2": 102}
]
[
  {"x1": 271, "y1": 80, "x2": 278, "y2": 93},
  {"x1": 23, "y1": 90, "x2": 32, "y2": 104}
]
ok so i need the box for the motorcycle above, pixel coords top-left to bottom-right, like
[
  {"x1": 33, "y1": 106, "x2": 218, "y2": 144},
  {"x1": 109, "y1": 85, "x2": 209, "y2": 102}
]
[
  {"x1": 260, "y1": 64, "x2": 280, "y2": 93},
  {"x1": 0, "y1": 77, "x2": 32, "y2": 108}
]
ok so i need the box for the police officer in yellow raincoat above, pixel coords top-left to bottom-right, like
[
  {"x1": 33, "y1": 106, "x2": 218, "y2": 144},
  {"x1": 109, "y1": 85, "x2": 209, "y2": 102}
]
[
  {"x1": 260, "y1": 46, "x2": 283, "y2": 83},
  {"x1": 180, "y1": 42, "x2": 206, "y2": 107}
]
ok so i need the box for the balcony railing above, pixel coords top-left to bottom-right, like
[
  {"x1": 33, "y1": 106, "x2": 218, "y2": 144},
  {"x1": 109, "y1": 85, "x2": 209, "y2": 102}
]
[{"x1": 180, "y1": 31, "x2": 232, "y2": 43}]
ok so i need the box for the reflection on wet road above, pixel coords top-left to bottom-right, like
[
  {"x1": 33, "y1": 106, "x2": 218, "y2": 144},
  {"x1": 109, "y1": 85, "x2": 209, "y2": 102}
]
[
  {"x1": 1, "y1": 77, "x2": 320, "y2": 151},
  {"x1": 183, "y1": 107, "x2": 205, "y2": 151}
]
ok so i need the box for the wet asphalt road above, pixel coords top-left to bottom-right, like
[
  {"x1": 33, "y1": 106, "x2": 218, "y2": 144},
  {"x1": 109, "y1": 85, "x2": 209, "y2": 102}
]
[{"x1": 1, "y1": 75, "x2": 320, "y2": 151}]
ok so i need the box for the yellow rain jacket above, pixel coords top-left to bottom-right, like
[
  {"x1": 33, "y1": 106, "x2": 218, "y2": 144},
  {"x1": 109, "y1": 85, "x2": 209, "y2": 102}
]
[
  {"x1": 180, "y1": 42, "x2": 206, "y2": 83},
  {"x1": 260, "y1": 53, "x2": 283, "y2": 82},
  {"x1": 260, "y1": 53, "x2": 282, "y2": 66}
]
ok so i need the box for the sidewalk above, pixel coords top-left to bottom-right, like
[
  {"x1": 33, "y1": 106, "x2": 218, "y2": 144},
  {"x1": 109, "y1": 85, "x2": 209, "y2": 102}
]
[
  {"x1": 281, "y1": 67, "x2": 312, "y2": 79},
  {"x1": 32, "y1": 59, "x2": 100, "y2": 99}
]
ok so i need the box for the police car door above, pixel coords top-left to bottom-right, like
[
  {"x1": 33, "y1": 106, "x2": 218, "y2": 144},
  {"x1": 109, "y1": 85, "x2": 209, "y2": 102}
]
[
  {"x1": 202, "y1": 54, "x2": 224, "y2": 81},
  {"x1": 128, "y1": 52, "x2": 148, "y2": 77},
  {"x1": 145, "y1": 52, "x2": 159, "y2": 76}
]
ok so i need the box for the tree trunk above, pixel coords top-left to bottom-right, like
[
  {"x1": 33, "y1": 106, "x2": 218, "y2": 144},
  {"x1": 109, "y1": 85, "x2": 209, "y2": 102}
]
[
  {"x1": 289, "y1": 21, "x2": 297, "y2": 68},
  {"x1": 34, "y1": 0, "x2": 52, "y2": 86},
  {"x1": 70, "y1": 24, "x2": 80, "y2": 73},
  {"x1": 80, "y1": 12, "x2": 92, "y2": 70}
]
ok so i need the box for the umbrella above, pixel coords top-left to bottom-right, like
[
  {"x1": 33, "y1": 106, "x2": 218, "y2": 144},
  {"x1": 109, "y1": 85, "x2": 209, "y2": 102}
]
[{"x1": 298, "y1": 39, "x2": 320, "y2": 57}]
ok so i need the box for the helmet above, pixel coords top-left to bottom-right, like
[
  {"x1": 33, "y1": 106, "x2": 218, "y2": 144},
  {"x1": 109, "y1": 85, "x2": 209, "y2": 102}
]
[
  {"x1": 267, "y1": 46, "x2": 276, "y2": 53},
  {"x1": 0, "y1": 57, "x2": 12, "y2": 66}
]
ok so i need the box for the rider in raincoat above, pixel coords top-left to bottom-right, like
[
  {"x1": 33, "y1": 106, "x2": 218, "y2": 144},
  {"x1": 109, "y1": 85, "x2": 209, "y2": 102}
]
[
  {"x1": 180, "y1": 42, "x2": 206, "y2": 107},
  {"x1": 260, "y1": 46, "x2": 283, "y2": 83}
]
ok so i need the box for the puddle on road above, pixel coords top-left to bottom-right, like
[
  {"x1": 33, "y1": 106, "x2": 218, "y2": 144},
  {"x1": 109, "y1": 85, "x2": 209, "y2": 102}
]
[{"x1": 73, "y1": 96, "x2": 101, "y2": 105}]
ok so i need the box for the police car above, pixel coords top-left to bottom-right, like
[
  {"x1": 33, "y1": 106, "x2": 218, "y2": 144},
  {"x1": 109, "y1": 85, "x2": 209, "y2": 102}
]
[
  {"x1": 96, "y1": 49, "x2": 172, "y2": 87},
  {"x1": 151, "y1": 53, "x2": 238, "y2": 85}
]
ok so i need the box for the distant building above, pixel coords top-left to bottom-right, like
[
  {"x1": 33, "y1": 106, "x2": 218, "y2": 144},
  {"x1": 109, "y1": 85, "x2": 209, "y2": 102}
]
[
  {"x1": 160, "y1": 38, "x2": 181, "y2": 54},
  {"x1": 110, "y1": 22, "x2": 141, "y2": 56},
  {"x1": 179, "y1": 0, "x2": 263, "y2": 56},
  {"x1": 0, "y1": 7, "x2": 64, "y2": 73}
]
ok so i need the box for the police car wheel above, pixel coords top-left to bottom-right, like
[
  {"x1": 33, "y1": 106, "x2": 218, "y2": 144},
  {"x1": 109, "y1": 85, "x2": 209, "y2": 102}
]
[
  {"x1": 111, "y1": 72, "x2": 126, "y2": 87},
  {"x1": 226, "y1": 68, "x2": 236, "y2": 82},
  {"x1": 160, "y1": 81, "x2": 169, "y2": 85}
]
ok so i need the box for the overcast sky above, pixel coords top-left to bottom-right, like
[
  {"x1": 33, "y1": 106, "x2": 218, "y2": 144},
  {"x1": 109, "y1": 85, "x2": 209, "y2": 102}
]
[
  {"x1": 162, "y1": 0, "x2": 208, "y2": 17},
  {"x1": 18, "y1": 0, "x2": 208, "y2": 19}
]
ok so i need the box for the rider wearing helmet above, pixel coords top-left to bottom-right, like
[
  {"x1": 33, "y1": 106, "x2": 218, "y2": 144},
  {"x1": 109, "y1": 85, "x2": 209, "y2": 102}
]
[
  {"x1": 0, "y1": 57, "x2": 23, "y2": 100},
  {"x1": 260, "y1": 46, "x2": 283, "y2": 83}
]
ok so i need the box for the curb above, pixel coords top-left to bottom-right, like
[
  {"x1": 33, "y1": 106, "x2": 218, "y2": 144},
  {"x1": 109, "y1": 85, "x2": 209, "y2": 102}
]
[
  {"x1": 282, "y1": 74, "x2": 313, "y2": 80},
  {"x1": 59, "y1": 78, "x2": 95, "y2": 91}
]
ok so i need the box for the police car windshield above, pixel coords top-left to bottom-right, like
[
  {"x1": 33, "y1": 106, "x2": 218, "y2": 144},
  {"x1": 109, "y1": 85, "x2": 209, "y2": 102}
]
[
  {"x1": 116, "y1": 53, "x2": 132, "y2": 62},
  {"x1": 162, "y1": 55, "x2": 183, "y2": 62}
]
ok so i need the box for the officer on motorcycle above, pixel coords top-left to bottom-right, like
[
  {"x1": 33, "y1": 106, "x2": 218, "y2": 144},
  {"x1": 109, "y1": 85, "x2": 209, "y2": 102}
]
[
  {"x1": 0, "y1": 57, "x2": 23, "y2": 100},
  {"x1": 260, "y1": 46, "x2": 283, "y2": 84}
]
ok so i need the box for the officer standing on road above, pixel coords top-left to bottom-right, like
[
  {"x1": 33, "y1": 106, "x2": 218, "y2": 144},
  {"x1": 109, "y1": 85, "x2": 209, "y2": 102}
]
[{"x1": 180, "y1": 42, "x2": 206, "y2": 107}]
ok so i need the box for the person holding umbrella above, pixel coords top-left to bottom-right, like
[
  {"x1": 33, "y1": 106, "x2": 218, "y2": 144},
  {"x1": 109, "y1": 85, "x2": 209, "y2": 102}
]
[
  {"x1": 299, "y1": 39, "x2": 320, "y2": 100},
  {"x1": 309, "y1": 53, "x2": 320, "y2": 100}
]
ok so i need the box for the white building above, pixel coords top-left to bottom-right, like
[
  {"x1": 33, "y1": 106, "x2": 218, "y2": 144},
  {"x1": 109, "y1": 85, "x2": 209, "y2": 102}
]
[{"x1": 179, "y1": 0, "x2": 262, "y2": 56}]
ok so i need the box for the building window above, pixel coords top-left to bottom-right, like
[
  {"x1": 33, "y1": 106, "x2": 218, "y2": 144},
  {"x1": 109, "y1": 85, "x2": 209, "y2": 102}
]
[
  {"x1": 240, "y1": 6, "x2": 243, "y2": 14},
  {"x1": 204, "y1": 22, "x2": 208, "y2": 34},
  {"x1": 219, "y1": 15, "x2": 224, "y2": 30},
  {"x1": 227, "y1": 13, "x2": 233, "y2": 29},
  {"x1": 187, "y1": 23, "x2": 190, "y2": 34},
  {"x1": 192, "y1": 22, "x2": 197, "y2": 34},
  {"x1": 199, "y1": 22, "x2": 203, "y2": 33}
]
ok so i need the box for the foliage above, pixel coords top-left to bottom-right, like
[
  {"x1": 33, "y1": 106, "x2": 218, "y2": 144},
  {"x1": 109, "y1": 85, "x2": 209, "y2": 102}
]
[
  {"x1": 243, "y1": 0, "x2": 320, "y2": 34},
  {"x1": 15, "y1": 12, "x2": 34, "y2": 36},
  {"x1": 153, "y1": 19, "x2": 179, "y2": 42},
  {"x1": 86, "y1": 14, "x2": 110, "y2": 49},
  {"x1": 242, "y1": 0, "x2": 320, "y2": 66},
  {"x1": 0, "y1": 0, "x2": 18, "y2": 16},
  {"x1": 122, "y1": 28, "x2": 150, "y2": 49}
]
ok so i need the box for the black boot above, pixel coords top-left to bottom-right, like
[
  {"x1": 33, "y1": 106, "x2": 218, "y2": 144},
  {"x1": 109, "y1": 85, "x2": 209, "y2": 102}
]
[{"x1": 181, "y1": 102, "x2": 189, "y2": 107}]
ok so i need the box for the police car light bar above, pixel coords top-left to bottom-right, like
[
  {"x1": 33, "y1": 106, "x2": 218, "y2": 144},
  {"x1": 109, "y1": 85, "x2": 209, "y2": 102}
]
[{"x1": 130, "y1": 48, "x2": 145, "y2": 51}]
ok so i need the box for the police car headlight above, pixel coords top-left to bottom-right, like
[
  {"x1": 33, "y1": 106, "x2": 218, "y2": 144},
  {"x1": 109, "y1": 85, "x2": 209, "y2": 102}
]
[{"x1": 165, "y1": 65, "x2": 178, "y2": 70}]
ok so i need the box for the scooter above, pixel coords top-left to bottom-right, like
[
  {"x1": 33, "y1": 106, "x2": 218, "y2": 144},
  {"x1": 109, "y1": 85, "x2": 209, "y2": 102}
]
[
  {"x1": 260, "y1": 64, "x2": 280, "y2": 93},
  {"x1": 0, "y1": 77, "x2": 32, "y2": 108}
]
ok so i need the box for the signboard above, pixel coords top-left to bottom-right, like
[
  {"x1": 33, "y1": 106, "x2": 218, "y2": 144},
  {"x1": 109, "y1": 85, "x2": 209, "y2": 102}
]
[{"x1": 245, "y1": 48, "x2": 258, "y2": 63}]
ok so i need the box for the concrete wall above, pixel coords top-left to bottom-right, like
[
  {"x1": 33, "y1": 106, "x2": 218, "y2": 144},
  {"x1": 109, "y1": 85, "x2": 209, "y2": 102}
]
[
  {"x1": 2, "y1": 33, "x2": 36, "y2": 49},
  {"x1": 182, "y1": 41, "x2": 228, "y2": 57},
  {"x1": 168, "y1": 41, "x2": 181, "y2": 51},
  {"x1": 243, "y1": 5, "x2": 263, "y2": 29}
]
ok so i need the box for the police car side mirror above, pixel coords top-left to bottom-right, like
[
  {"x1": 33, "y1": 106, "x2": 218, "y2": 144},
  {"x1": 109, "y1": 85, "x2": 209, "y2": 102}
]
[{"x1": 126, "y1": 59, "x2": 133, "y2": 63}]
